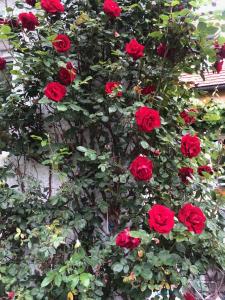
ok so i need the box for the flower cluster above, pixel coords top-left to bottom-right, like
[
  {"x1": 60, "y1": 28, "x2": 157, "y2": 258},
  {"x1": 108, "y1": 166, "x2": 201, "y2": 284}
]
[
  {"x1": 149, "y1": 203, "x2": 206, "y2": 235},
  {"x1": 116, "y1": 203, "x2": 206, "y2": 250},
  {"x1": 179, "y1": 165, "x2": 213, "y2": 185},
  {"x1": 18, "y1": 0, "x2": 209, "y2": 270}
]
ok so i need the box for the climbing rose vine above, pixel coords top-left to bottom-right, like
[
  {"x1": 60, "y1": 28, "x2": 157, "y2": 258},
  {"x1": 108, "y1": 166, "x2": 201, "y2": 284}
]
[{"x1": 0, "y1": 0, "x2": 224, "y2": 299}]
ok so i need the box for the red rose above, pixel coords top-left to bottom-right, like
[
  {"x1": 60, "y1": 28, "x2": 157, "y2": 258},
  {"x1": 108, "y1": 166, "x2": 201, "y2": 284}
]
[
  {"x1": 181, "y1": 134, "x2": 201, "y2": 158},
  {"x1": 152, "y1": 149, "x2": 161, "y2": 156},
  {"x1": 218, "y1": 44, "x2": 225, "y2": 59},
  {"x1": 105, "y1": 82, "x2": 122, "y2": 97},
  {"x1": 148, "y1": 204, "x2": 175, "y2": 234},
  {"x1": 214, "y1": 41, "x2": 220, "y2": 50},
  {"x1": 129, "y1": 155, "x2": 153, "y2": 181},
  {"x1": 214, "y1": 60, "x2": 223, "y2": 73},
  {"x1": 116, "y1": 228, "x2": 141, "y2": 249},
  {"x1": 0, "y1": 18, "x2": 7, "y2": 25},
  {"x1": 178, "y1": 203, "x2": 206, "y2": 234},
  {"x1": 184, "y1": 292, "x2": 195, "y2": 300},
  {"x1": 41, "y1": 0, "x2": 64, "y2": 13},
  {"x1": 7, "y1": 292, "x2": 15, "y2": 300},
  {"x1": 135, "y1": 106, "x2": 161, "y2": 133},
  {"x1": 52, "y1": 34, "x2": 71, "y2": 53},
  {"x1": 25, "y1": 0, "x2": 36, "y2": 6},
  {"x1": 103, "y1": 0, "x2": 121, "y2": 18},
  {"x1": 44, "y1": 82, "x2": 67, "y2": 102},
  {"x1": 0, "y1": 57, "x2": 6, "y2": 70},
  {"x1": 125, "y1": 39, "x2": 145, "y2": 60},
  {"x1": 198, "y1": 165, "x2": 213, "y2": 176},
  {"x1": 180, "y1": 109, "x2": 197, "y2": 125},
  {"x1": 18, "y1": 12, "x2": 39, "y2": 31},
  {"x1": 66, "y1": 61, "x2": 74, "y2": 70},
  {"x1": 58, "y1": 67, "x2": 76, "y2": 86},
  {"x1": 157, "y1": 43, "x2": 168, "y2": 57},
  {"x1": 141, "y1": 85, "x2": 156, "y2": 95},
  {"x1": 178, "y1": 167, "x2": 194, "y2": 184}
]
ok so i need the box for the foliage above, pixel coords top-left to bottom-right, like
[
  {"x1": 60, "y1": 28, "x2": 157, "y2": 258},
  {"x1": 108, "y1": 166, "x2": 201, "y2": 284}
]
[{"x1": 0, "y1": 0, "x2": 224, "y2": 299}]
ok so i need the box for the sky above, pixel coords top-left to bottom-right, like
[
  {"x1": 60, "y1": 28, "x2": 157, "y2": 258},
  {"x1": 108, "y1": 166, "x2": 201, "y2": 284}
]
[{"x1": 199, "y1": 0, "x2": 225, "y2": 12}]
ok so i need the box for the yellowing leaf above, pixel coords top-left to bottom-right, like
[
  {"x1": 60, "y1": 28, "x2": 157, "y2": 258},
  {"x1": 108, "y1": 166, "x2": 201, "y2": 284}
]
[
  {"x1": 67, "y1": 291, "x2": 74, "y2": 300},
  {"x1": 75, "y1": 13, "x2": 89, "y2": 25}
]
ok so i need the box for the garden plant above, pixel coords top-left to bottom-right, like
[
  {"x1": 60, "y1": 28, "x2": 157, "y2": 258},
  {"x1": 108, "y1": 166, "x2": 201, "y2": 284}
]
[{"x1": 0, "y1": 0, "x2": 224, "y2": 299}]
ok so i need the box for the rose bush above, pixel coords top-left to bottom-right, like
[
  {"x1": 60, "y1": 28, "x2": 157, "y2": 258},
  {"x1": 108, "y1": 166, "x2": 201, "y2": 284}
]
[{"x1": 0, "y1": 0, "x2": 224, "y2": 299}]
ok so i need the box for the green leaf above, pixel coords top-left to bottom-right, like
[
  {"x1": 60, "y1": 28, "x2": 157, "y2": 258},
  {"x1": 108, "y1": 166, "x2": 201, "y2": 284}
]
[
  {"x1": 140, "y1": 141, "x2": 150, "y2": 149},
  {"x1": 77, "y1": 146, "x2": 87, "y2": 152},
  {"x1": 148, "y1": 31, "x2": 163, "y2": 39},
  {"x1": 57, "y1": 104, "x2": 67, "y2": 111},
  {"x1": 112, "y1": 263, "x2": 123, "y2": 273},
  {"x1": 80, "y1": 273, "x2": 92, "y2": 288},
  {"x1": 54, "y1": 274, "x2": 62, "y2": 287},
  {"x1": 41, "y1": 273, "x2": 55, "y2": 287},
  {"x1": 109, "y1": 106, "x2": 117, "y2": 113},
  {"x1": 130, "y1": 230, "x2": 150, "y2": 239},
  {"x1": 71, "y1": 276, "x2": 79, "y2": 289},
  {"x1": 190, "y1": 265, "x2": 199, "y2": 275},
  {"x1": 0, "y1": 25, "x2": 11, "y2": 35},
  {"x1": 203, "y1": 112, "x2": 221, "y2": 122}
]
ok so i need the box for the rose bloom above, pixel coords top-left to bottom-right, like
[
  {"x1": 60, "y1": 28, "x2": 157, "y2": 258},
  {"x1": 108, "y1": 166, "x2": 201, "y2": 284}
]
[
  {"x1": 66, "y1": 61, "x2": 74, "y2": 70},
  {"x1": 58, "y1": 67, "x2": 76, "y2": 86},
  {"x1": 105, "y1": 81, "x2": 122, "y2": 97},
  {"x1": 148, "y1": 204, "x2": 175, "y2": 234},
  {"x1": 218, "y1": 44, "x2": 225, "y2": 59},
  {"x1": 25, "y1": 0, "x2": 36, "y2": 6},
  {"x1": 157, "y1": 43, "x2": 168, "y2": 57},
  {"x1": 125, "y1": 39, "x2": 145, "y2": 60},
  {"x1": 178, "y1": 167, "x2": 194, "y2": 184},
  {"x1": 0, "y1": 57, "x2": 6, "y2": 70},
  {"x1": 181, "y1": 134, "x2": 201, "y2": 158},
  {"x1": 198, "y1": 165, "x2": 213, "y2": 176},
  {"x1": 135, "y1": 106, "x2": 161, "y2": 133},
  {"x1": 0, "y1": 18, "x2": 7, "y2": 25},
  {"x1": 103, "y1": 0, "x2": 121, "y2": 18},
  {"x1": 178, "y1": 203, "x2": 206, "y2": 234},
  {"x1": 184, "y1": 292, "x2": 195, "y2": 300},
  {"x1": 44, "y1": 82, "x2": 67, "y2": 102},
  {"x1": 141, "y1": 85, "x2": 156, "y2": 95},
  {"x1": 41, "y1": 0, "x2": 64, "y2": 13},
  {"x1": 152, "y1": 149, "x2": 160, "y2": 156},
  {"x1": 214, "y1": 60, "x2": 223, "y2": 73},
  {"x1": 52, "y1": 34, "x2": 71, "y2": 53},
  {"x1": 180, "y1": 109, "x2": 196, "y2": 125},
  {"x1": 7, "y1": 292, "x2": 15, "y2": 300},
  {"x1": 18, "y1": 12, "x2": 39, "y2": 31},
  {"x1": 116, "y1": 228, "x2": 141, "y2": 249},
  {"x1": 129, "y1": 155, "x2": 153, "y2": 181}
]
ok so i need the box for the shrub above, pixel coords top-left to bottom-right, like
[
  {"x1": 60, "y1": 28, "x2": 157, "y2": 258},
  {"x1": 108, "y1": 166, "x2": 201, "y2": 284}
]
[{"x1": 0, "y1": 0, "x2": 224, "y2": 299}]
